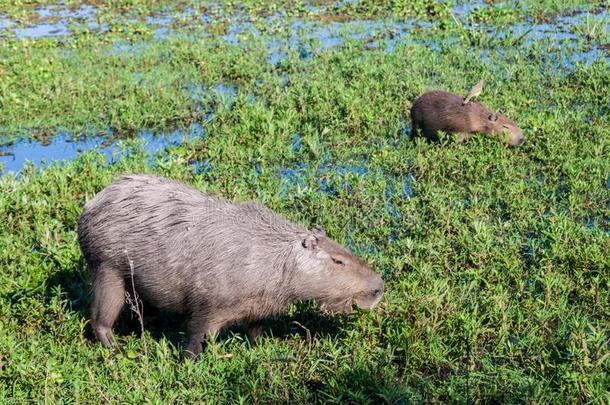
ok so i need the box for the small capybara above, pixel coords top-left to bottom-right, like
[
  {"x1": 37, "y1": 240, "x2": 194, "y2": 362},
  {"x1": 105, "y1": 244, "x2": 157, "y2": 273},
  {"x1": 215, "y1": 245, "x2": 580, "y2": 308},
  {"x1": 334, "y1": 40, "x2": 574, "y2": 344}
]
[
  {"x1": 410, "y1": 90, "x2": 524, "y2": 147},
  {"x1": 77, "y1": 174, "x2": 384, "y2": 359}
]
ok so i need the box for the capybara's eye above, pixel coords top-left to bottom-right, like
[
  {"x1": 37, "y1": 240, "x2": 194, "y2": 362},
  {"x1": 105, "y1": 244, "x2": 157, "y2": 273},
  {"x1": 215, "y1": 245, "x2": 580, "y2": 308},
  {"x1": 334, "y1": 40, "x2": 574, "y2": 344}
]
[
  {"x1": 502, "y1": 124, "x2": 510, "y2": 129},
  {"x1": 332, "y1": 257, "x2": 345, "y2": 266}
]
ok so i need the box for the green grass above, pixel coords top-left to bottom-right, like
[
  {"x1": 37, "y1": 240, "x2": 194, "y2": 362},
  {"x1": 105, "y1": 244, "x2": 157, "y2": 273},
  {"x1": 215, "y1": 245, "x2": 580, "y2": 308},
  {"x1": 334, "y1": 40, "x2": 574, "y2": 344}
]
[{"x1": 0, "y1": 0, "x2": 609, "y2": 403}]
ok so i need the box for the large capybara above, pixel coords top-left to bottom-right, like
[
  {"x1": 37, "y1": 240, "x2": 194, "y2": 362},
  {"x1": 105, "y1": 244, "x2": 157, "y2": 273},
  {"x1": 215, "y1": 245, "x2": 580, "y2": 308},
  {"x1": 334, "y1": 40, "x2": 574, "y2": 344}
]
[
  {"x1": 410, "y1": 87, "x2": 524, "y2": 147},
  {"x1": 77, "y1": 174, "x2": 384, "y2": 359}
]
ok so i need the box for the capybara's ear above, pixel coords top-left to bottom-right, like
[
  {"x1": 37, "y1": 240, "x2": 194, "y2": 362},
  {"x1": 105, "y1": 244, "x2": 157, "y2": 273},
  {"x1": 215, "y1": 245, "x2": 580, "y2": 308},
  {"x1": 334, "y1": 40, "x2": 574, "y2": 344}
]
[
  {"x1": 302, "y1": 234, "x2": 318, "y2": 250},
  {"x1": 312, "y1": 225, "x2": 326, "y2": 237},
  {"x1": 489, "y1": 113, "x2": 498, "y2": 122}
]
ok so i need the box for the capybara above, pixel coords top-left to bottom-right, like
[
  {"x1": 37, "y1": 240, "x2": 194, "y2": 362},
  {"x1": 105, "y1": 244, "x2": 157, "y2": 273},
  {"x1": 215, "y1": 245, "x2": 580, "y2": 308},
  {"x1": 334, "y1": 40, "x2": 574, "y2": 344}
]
[
  {"x1": 77, "y1": 174, "x2": 384, "y2": 359},
  {"x1": 410, "y1": 90, "x2": 524, "y2": 146}
]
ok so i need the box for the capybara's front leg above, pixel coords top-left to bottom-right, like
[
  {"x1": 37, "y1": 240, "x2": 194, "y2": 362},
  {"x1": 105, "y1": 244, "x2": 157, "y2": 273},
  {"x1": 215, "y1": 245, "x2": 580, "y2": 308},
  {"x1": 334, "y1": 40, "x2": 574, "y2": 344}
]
[{"x1": 184, "y1": 315, "x2": 224, "y2": 360}]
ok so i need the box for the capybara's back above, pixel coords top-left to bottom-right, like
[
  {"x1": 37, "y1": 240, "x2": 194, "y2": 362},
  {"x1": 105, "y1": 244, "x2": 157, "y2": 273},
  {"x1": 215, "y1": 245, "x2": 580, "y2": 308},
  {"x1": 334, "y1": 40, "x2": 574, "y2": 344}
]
[{"x1": 411, "y1": 91, "x2": 471, "y2": 140}]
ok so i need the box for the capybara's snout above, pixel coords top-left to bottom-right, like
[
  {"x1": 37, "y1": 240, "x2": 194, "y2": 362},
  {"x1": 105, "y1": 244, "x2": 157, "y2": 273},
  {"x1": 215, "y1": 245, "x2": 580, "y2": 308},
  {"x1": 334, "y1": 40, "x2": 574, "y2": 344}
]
[
  {"x1": 353, "y1": 272, "x2": 384, "y2": 310},
  {"x1": 507, "y1": 129, "x2": 525, "y2": 147}
]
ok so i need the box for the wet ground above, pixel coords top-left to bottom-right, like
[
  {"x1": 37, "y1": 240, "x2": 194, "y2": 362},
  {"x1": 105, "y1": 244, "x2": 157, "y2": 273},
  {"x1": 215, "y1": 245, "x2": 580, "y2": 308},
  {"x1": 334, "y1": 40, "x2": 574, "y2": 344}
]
[
  {"x1": 0, "y1": 125, "x2": 203, "y2": 174},
  {"x1": 0, "y1": 2, "x2": 608, "y2": 176}
]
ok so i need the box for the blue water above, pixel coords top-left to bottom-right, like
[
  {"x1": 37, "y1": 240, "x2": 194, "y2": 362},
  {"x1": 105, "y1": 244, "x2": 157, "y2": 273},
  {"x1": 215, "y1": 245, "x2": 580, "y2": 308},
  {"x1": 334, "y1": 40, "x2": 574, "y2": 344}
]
[
  {"x1": 13, "y1": 22, "x2": 71, "y2": 39},
  {"x1": 1, "y1": 3, "x2": 606, "y2": 71},
  {"x1": 192, "y1": 159, "x2": 212, "y2": 175},
  {"x1": 0, "y1": 124, "x2": 205, "y2": 176},
  {"x1": 0, "y1": 75, "x2": 230, "y2": 176},
  {"x1": 10, "y1": 4, "x2": 98, "y2": 39},
  {"x1": 36, "y1": 4, "x2": 97, "y2": 20},
  {"x1": 264, "y1": 19, "x2": 419, "y2": 64},
  {"x1": 292, "y1": 133, "x2": 302, "y2": 152},
  {"x1": 0, "y1": 16, "x2": 12, "y2": 31},
  {"x1": 452, "y1": 0, "x2": 489, "y2": 17},
  {"x1": 278, "y1": 159, "x2": 415, "y2": 204},
  {"x1": 188, "y1": 82, "x2": 237, "y2": 103}
]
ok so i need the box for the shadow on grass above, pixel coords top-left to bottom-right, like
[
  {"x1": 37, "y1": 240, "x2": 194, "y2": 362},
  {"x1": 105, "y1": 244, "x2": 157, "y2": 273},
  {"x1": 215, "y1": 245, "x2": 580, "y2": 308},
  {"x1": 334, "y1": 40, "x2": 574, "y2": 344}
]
[
  {"x1": 46, "y1": 265, "x2": 350, "y2": 353},
  {"x1": 245, "y1": 355, "x2": 416, "y2": 403},
  {"x1": 46, "y1": 261, "x2": 91, "y2": 319},
  {"x1": 143, "y1": 302, "x2": 352, "y2": 354},
  {"x1": 327, "y1": 367, "x2": 415, "y2": 404},
  {"x1": 46, "y1": 264, "x2": 416, "y2": 402}
]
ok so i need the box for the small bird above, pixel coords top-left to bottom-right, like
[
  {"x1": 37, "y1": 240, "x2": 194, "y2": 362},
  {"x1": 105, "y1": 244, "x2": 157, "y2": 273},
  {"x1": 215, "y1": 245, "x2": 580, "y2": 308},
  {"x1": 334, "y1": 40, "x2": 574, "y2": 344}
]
[{"x1": 463, "y1": 80, "x2": 485, "y2": 105}]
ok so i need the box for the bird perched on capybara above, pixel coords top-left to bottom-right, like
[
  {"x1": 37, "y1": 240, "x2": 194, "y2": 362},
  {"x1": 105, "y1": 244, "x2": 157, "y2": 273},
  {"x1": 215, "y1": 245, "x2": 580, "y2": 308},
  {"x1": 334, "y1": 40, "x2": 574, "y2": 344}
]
[
  {"x1": 77, "y1": 175, "x2": 384, "y2": 359},
  {"x1": 462, "y1": 79, "x2": 484, "y2": 105},
  {"x1": 411, "y1": 82, "x2": 524, "y2": 146}
]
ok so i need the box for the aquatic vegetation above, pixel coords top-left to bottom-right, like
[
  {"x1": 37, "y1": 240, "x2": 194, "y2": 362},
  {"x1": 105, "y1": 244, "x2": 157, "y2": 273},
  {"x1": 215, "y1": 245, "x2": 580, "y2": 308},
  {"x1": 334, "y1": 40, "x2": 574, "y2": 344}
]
[{"x1": 0, "y1": 0, "x2": 608, "y2": 403}]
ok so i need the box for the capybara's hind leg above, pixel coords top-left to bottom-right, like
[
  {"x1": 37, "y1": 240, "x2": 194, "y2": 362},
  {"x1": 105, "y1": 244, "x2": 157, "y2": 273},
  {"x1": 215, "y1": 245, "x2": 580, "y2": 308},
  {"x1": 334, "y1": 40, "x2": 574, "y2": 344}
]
[
  {"x1": 184, "y1": 315, "x2": 225, "y2": 360},
  {"x1": 456, "y1": 132, "x2": 473, "y2": 144},
  {"x1": 91, "y1": 267, "x2": 125, "y2": 347},
  {"x1": 246, "y1": 320, "x2": 264, "y2": 344}
]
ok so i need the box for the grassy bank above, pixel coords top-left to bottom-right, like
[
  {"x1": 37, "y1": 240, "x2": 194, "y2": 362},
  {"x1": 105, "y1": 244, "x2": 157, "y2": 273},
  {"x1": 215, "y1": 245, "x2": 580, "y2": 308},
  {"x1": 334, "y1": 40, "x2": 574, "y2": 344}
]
[{"x1": 0, "y1": 0, "x2": 609, "y2": 403}]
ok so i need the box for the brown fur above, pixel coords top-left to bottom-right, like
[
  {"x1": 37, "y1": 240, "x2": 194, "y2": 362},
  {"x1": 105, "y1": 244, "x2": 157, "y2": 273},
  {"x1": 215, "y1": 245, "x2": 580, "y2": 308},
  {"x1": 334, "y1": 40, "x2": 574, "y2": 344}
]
[{"x1": 411, "y1": 90, "x2": 524, "y2": 146}]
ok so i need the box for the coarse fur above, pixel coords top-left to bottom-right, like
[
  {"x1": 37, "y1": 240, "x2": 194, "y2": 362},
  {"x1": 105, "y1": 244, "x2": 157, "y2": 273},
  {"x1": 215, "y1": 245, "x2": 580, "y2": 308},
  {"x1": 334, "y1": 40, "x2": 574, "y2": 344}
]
[
  {"x1": 77, "y1": 174, "x2": 384, "y2": 359},
  {"x1": 411, "y1": 90, "x2": 525, "y2": 146}
]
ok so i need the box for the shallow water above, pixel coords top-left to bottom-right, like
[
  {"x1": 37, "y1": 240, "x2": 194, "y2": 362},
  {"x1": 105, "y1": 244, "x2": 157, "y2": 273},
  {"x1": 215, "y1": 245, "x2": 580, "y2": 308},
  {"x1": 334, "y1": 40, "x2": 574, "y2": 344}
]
[
  {"x1": 2, "y1": 3, "x2": 606, "y2": 66},
  {"x1": 0, "y1": 77, "x2": 236, "y2": 176},
  {"x1": 188, "y1": 82, "x2": 237, "y2": 103},
  {"x1": 279, "y1": 158, "x2": 415, "y2": 203},
  {"x1": 0, "y1": 125, "x2": 204, "y2": 176},
  {"x1": 9, "y1": 4, "x2": 99, "y2": 39},
  {"x1": 452, "y1": 0, "x2": 489, "y2": 16},
  {"x1": 0, "y1": 3, "x2": 607, "y2": 176}
]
